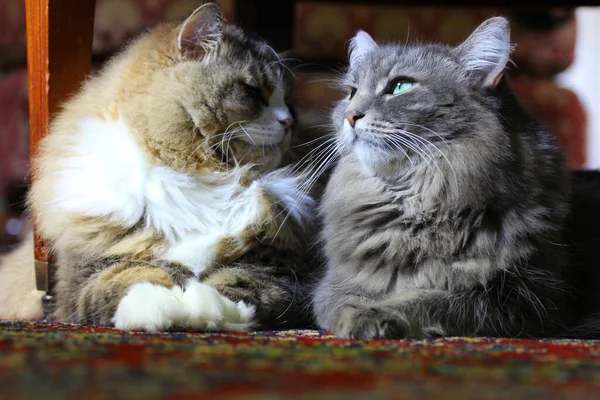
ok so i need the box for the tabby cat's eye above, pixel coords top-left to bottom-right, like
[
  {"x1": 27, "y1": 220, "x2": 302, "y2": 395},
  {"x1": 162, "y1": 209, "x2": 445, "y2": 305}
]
[
  {"x1": 349, "y1": 87, "x2": 357, "y2": 100},
  {"x1": 245, "y1": 84, "x2": 269, "y2": 106},
  {"x1": 391, "y1": 81, "x2": 414, "y2": 95}
]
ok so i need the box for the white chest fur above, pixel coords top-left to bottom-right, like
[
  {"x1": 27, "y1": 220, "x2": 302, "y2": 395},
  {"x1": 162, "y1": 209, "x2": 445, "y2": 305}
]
[{"x1": 51, "y1": 117, "x2": 312, "y2": 275}]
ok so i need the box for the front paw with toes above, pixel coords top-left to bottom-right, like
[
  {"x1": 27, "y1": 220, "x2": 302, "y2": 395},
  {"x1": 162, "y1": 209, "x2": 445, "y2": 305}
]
[
  {"x1": 334, "y1": 304, "x2": 429, "y2": 340},
  {"x1": 112, "y1": 280, "x2": 255, "y2": 332}
]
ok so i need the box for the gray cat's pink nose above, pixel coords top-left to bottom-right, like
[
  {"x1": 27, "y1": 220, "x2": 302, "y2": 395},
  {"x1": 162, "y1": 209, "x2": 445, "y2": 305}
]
[
  {"x1": 344, "y1": 112, "x2": 364, "y2": 128},
  {"x1": 278, "y1": 118, "x2": 292, "y2": 128}
]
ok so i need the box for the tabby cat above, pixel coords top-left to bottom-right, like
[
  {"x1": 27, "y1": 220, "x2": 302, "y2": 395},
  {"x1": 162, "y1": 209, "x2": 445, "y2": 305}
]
[
  {"x1": 313, "y1": 17, "x2": 600, "y2": 339},
  {"x1": 0, "y1": 3, "x2": 316, "y2": 331}
]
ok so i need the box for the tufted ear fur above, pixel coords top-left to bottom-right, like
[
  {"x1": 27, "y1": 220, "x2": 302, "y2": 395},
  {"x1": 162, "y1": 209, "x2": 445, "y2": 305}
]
[
  {"x1": 348, "y1": 30, "x2": 378, "y2": 65},
  {"x1": 177, "y1": 2, "x2": 225, "y2": 60},
  {"x1": 453, "y1": 17, "x2": 514, "y2": 88}
]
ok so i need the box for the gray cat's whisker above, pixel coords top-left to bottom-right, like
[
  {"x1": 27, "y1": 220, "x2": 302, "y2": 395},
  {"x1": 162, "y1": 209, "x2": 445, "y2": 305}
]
[
  {"x1": 383, "y1": 138, "x2": 415, "y2": 167},
  {"x1": 303, "y1": 123, "x2": 337, "y2": 130},
  {"x1": 398, "y1": 130, "x2": 457, "y2": 183},
  {"x1": 381, "y1": 136, "x2": 414, "y2": 167},
  {"x1": 383, "y1": 131, "x2": 436, "y2": 167},
  {"x1": 393, "y1": 134, "x2": 438, "y2": 168},
  {"x1": 291, "y1": 133, "x2": 334, "y2": 149},
  {"x1": 296, "y1": 151, "x2": 337, "y2": 207},
  {"x1": 273, "y1": 141, "x2": 338, "y2": 234},
  {"x1": 298, "y1": 142, "x2": 339, "y2": 190},
  {"x1": 290, "y1": 137, "x2": 338, "y2": 174},
  {"x1": 269, "y1": 211, "x2": 293, "y2": 246},
  {"x1": 395, "y1": 122, "x2": 451, "y2": 148},
  {"x1": 270, "y1": 143, "x2": 338, "y2": 246},
  {"x1": 290, "y1": 153, "x2": 334, "y2": 210},
  {"x1": 387, "y1": 128, "x2": 457, "y2": 184},
  {"x1": 269, "y1": 180, "x2": 315, "y2": 242},
  {"x1": 306, "y1": 77, "x2": 341, "y2": 85},
  {"x1": 392, "y1": 137, "x2": 440, "y2": 176}
]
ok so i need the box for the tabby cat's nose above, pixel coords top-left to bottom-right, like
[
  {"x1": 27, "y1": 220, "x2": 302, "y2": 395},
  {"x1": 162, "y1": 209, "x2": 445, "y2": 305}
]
[
  {"x1": 344, "y1": 112, "x2": 364, "y2": 128},
  {"x1": 278, "y1": 118, "x2": 292, "y2": 129}
]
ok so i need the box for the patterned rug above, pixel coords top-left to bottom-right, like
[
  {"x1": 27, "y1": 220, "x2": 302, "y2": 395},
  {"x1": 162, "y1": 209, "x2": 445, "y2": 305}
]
[{"x1": 2, "y1": 321, "x2": 600, "y2": 399}]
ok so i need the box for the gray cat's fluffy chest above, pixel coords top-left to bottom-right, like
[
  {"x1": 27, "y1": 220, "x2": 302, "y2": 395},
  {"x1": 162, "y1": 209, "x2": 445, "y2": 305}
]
[{"x1": 321, "y1": 156, "x2": 496, "y2": 297}]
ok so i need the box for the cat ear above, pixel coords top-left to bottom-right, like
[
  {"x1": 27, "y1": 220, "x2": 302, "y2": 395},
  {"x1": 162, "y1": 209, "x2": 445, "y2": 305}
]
[
  {"x1": 454, "y1": 17, "x2": 513, "y2": 88},
  {"x1": 177, "y1": 2, "x2": 225, "y2": 59},
  {"x1": 348, "y1": 30, "x2": 378, "y2": 65}
]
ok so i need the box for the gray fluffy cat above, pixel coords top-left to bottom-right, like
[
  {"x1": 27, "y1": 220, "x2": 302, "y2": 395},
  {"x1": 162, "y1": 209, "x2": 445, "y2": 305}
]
[{"x1": 313, "y1": 17, "x2": 600, "y2": 339}]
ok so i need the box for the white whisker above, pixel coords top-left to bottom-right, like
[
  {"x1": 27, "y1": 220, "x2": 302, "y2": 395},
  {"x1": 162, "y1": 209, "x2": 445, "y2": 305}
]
[
  {"x1": 382, "y1": 127, "x2": 458, "y2": 185},
  {"x1": 270, "y1": 141, "x2": 339, "y2": 245},
  {"x1": 290, "y1": 137, "x2": 338, "y2": 174},
  {"x1": 381, "y1": 136, "x2": 414, "y2": 167},
  {"x1": 291, "y1": 133, "x2": 334, "y2": 149}
]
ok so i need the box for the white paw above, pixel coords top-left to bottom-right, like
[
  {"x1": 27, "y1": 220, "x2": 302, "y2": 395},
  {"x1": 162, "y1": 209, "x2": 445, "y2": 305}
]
[
  {"x1": 111, "y1": 280, "x2": 255, "y2": 332},
  {"x1": 258, "y1": 168, "x2": 316, "y2": 225},
  {"x1": 179, "y1": 280, "x2": 255, "y2": 331}
]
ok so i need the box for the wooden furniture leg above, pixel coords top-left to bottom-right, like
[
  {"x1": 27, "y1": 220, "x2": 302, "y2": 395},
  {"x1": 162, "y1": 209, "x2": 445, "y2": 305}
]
[{"x1": 25, "y1": 0, "x2": 96, "y2": 319}]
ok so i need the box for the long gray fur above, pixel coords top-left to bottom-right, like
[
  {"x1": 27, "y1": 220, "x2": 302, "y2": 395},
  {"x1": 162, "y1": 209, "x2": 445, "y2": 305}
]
[{"x1": 312, "y1": 17, "x2": 599, "y2": 339}]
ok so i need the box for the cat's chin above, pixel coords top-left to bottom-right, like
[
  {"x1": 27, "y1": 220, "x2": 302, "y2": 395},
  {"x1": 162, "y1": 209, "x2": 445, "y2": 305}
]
[
  {"x1": 225, "y1": 139, "x2": 283, "y2": 173},
  {"x1": 353, "y1": 143, "x2": 403, "y2": 179}
]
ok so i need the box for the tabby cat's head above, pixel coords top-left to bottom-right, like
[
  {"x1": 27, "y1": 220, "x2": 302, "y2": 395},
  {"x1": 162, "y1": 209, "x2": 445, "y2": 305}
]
[
  {"x1": 332, "y1": 17, "x2": 514, "y2": 177},
  {"x1": 125, "y1": 3, "x2": 294, "y2": 173}
]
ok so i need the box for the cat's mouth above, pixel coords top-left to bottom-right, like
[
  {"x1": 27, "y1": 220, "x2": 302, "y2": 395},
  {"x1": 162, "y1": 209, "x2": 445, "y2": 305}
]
[
  {"x1": 239, "y1": 134, "x2": 285, "y2": 147},
  {"x1": 239, "y1": 129, "x2": 287, "y2": 147}
]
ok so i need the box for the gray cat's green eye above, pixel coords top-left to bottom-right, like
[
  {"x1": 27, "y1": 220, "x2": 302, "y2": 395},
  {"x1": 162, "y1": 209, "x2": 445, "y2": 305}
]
[{"x1": 392, "y1": 82, "x2": 413, "y2": 95}]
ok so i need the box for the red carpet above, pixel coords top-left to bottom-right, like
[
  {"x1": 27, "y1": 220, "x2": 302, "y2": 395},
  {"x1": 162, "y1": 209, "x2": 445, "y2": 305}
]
[{"x1": 1, "y1": 321, "x2": 600, "y2": 399}]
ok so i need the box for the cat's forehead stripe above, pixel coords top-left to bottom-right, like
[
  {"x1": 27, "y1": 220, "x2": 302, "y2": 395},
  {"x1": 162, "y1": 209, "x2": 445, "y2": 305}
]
[
  {"x1": 221, "y1": 29, "x2": 284, "y2": 88},
  {"x1": 351, "y1": 45, "x2": 460, "y2": 91}
]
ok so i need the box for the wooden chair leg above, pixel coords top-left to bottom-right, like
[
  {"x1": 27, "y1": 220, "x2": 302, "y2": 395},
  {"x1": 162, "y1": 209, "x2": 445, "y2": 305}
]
[{"x1": 25, "y1": 0, "x2": 96, "y2": 319}]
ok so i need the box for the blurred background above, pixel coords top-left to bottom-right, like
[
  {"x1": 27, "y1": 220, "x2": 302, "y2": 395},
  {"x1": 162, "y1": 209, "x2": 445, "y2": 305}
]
[{"x1": 0, "y1": 0, "x2": 598, "y2": 252}]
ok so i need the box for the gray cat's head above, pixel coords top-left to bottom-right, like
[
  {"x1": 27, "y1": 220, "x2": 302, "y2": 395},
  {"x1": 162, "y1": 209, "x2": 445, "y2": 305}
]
[{"x1": 332, "y1": 17, "x2": 514, "y2": 177}]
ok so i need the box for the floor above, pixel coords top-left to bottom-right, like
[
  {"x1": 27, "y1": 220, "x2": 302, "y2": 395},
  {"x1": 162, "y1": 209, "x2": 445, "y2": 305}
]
[{"x1": 2, "y1": 320, "x2": 600, "y2": 399}]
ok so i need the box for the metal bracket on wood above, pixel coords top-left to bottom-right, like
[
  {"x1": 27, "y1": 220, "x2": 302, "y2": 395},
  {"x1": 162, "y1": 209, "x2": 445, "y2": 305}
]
[{"x1": 34, "y1": 260, "x2": 54, "y2": 320}]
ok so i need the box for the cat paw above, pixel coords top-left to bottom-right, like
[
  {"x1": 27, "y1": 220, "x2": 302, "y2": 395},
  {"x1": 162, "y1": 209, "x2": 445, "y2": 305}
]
[
  {"x1": 334, "y1": 304, "x2": 429, "y2": 340},
  {"x1": 112, "y1": 280, "x2": 255, "y2": 332}
]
